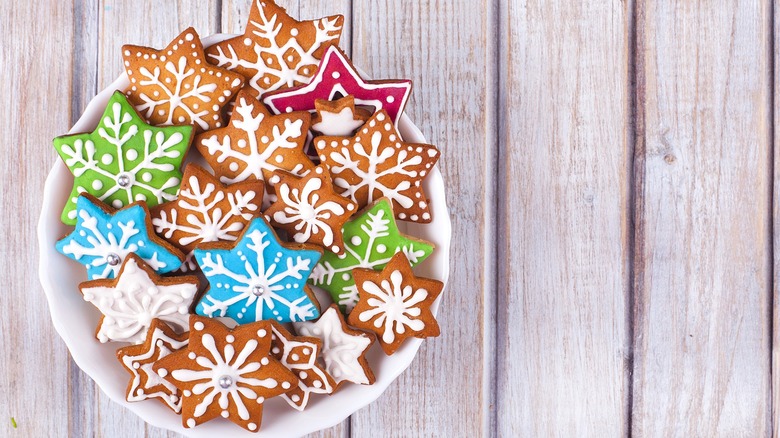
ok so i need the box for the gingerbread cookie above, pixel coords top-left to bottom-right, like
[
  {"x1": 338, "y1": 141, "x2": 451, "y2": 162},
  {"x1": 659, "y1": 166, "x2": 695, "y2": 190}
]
[
  {"x1": 53, "y1": 91, "x2": 193, "y2": 225},
  {"x1": 206, "y1": 0, "x2": 343, "y2": 97},
  {"x1": 314, "y1": 109, "x2": 440, "y2": 223},
  {"x1": 309, "y1": 199, "x2": 434, "y2": 312},
  {"x1": 56, "y1": 194, "x2": 184, "y2": 280},
  {"x1": 348, "y1": 252, "x2": 443, "y2": 355},
  {"x1": 123, "y1": 27, "x2": 244, "y2": 131},
  {"x1": 293, "y1": 305, "x2": 375, "y2": 388},
  {"x1": 265, "y1": 165, "x2": 357, "y2": 254},
  {"x1": 79, "y1": 254, "x2": 199, "y2": 343},
  {"x1": 310, "y1": 96, "x2": 371, "y2": 137},
  {"x1": 116, "y1": 319, "x2": 189, "y2": 412},
  {"x1": 154, "y1": 316, "x2": 297, "y2": 432},
  {"x1": 194, "y1": 216, "x2": 322, "y2": 324},
  {"x1": 264, "y1": 45, "x2": 412, "y2": 126},
  {"x1": 269, "y1": 321, "x2": 335, "y2": 410},
  {"x1": 151, "y1": 164, "x2": 263, "y2": 271}
]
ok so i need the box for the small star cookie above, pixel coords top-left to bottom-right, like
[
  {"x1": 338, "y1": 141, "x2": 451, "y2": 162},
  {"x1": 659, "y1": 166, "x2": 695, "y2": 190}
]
[{"x1": 310, "y1": 96, "x2": 371, "y2": 137}]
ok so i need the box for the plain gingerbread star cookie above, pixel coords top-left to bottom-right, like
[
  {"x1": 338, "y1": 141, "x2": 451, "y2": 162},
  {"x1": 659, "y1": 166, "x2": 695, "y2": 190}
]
[{"x1": 310, "y1": 96, "x2": 371, "y2": 137}]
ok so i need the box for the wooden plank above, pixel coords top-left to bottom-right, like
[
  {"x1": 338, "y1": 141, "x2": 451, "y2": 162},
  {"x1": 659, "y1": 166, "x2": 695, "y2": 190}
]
[
  {"x1": 496, "y1": 1, "x2": 631, "y2": 435},
  {"x1": 632, "y1": 1, "x2": 772, "y2": 436},
  {"x1": 775, "y1": 2, "x2": 780, "y2": 437},
  {"x1": 350, "y1": 1, "x2": 495, "y2": 436}
]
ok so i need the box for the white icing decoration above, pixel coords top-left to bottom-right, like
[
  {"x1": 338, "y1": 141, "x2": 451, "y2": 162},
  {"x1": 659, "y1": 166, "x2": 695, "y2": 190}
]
[
  {"x1": 357, "y1": 270, "x2": 428, "y2": 344},
  {"x1": 270, "y1": 324, "x2": 333, "y2": 410},
  {"x1": 312, "y1": 106, "x2": 365, "y2": 136},
  {"x1": 272, "y1": 176, "x2": 346, "y2": 247}
]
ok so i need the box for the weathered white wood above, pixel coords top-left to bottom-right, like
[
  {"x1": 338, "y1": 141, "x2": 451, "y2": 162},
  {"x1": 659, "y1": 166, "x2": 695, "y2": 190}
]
[
  {"x1": 350, "y1": 1, "x2": 495, "y2": 436},
  {"x1": 774, "y1": 3, "x2": 780, "y2": 437},
  {"x1": 632, "y1": 1, "x2": 772, "y2": 436}
]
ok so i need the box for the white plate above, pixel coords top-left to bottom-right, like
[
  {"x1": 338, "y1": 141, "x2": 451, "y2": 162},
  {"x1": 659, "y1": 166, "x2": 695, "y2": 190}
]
[{"x1": 37, "y1": 34, "x2": 451, "y2": 437}]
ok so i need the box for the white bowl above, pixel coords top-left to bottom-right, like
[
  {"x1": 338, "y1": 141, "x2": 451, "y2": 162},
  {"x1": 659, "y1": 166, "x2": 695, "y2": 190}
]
[{"x1": 37, "y1": 34, "x2": 451, "y2": 437}]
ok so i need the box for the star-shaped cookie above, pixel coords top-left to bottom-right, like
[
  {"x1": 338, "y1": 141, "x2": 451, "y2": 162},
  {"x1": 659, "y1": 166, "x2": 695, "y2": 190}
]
[
  {"x1": 314, "y1": 109, "x2": 440, "y2": 223},
  {"x1": 151, "y1": 164, "x2": 264, "y2": 272},
  {"x1": 53, "y1": 91, "x2": 193, "y2": 225},
  {"x1": 205, "y1": 0, "x2": 343, "y2": 97},
  {"x1": 264, "y1": 45, "x2": 412, "y2": 126},
  {"x1": 79, "y1": 254, "x2": 199, "y2": 343},
  {"x1": 348, "y1": 252, "x2": 443, "y2": 355},
  {"x1": 155, "y1": 316, "x2": 297, "y2": 432},
  {"x1": 293, "y1": 305, "x2": 375, "y2": 388},
  {"x1": 56, "y1": 194, "x2": 184, "y2": 280},
  {"x1": 310, "y1": 96, "x2": 371, "y2": 137},
  {"x1": 116, "y1": 319, "x2": 189, "y2": 412},
  {"x1": 265, "y1": 165, "x2": 357, "y2": 254},
  {"x1": 123, "y1": 27, "x2": 244, "y2": 132}
]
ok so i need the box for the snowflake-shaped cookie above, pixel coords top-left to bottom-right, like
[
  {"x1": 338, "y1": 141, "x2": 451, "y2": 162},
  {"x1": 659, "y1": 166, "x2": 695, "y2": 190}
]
[
  {"x1": 79, "y1": 254, "x2": 198, "y2": 343},
  {"x1": 124, "y1": 27, "x2": 244, "y2": 132},
  {"x1": 293, "y1": 305, "x2": 375, "y2": 388},
  {"x1": 348, "y1": 252, "x2": 443, "y2": 355},
  {"x1": 194, "y1": 216, "x2": 322, "y2": 324},
  {"x1": 53, "y1": 91, "x2": 193, "y2": 225},
  {"x1": 155, "y1": 316, "x2": 297, "y2": 432},
  {"x1": 314, "y1": 109, "x2": 440, "y2": 223},
  {"x1": 270, "y1": 321, "x2": 335, "y2": 410},
  {"x1": 205, "y1": 0, "x2": 343, "y2": 98},
  {"x1": 56, "y1": 194, "x2": 184, "y2": 280},
  {"x1": 116, "y1": 319, "x2": 189, "y2": 412},
  {"x1": 264, "y1": 45, "x2": 412, "y2": 126},
  {"x1": 309, "y1": 199, "x2": 434, "y2": 312},
  {"x1": 152, "y1": 164, "x2": 263, "y2": 271},
  {"x1": 310, "y1": 96, "x2": 371, "y2": 137},
  {"x1": 265, "y1": 165, "x2": 357, "y2": 254}
]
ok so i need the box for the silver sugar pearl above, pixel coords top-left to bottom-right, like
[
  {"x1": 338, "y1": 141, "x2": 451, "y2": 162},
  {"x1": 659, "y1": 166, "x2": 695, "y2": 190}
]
[
  {"x1": 218, "y1": 375, "x2": 233, "y2": 389},
  {"x1": 117, "y1": 174, "x2": 131, "y2": 188},
  {"x1": 106, "y1": 253, "x2": 121, "y2": 266},
  {"x1": 252, "y1": 285, "x2": 266, "y2": 296}
]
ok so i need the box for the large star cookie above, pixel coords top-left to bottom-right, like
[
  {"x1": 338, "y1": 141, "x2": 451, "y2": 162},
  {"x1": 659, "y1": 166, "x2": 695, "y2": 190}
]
[
  {"x1": 123, "y1": 27, "x2": 244, "y2": 132},
  {"x1": 155, "y1": 316, "x2": 297, "y2": 432},
  {"x1": 348, "y1": 252, "x2": 443, "y2": 355},
  {"x1": 79, "y1": 254, "x2": 199, "y2": 343},
  {"x1": 308, "y1": 199, "x2": 434, "y2": 312},
  {"x1": 151, "y1": 164, "x2": 263, "y2": 271},
  {"x1": 116, "y1": 319, "x2": 189, "y2": 412},
  {"x1": 314, "y1": 109, "x2": 440, "y2": 223},
  {"x1": 56, "y1": 194, "x2": 184, "y2": 280},
  {"x1": 206, "y1": 0, "x2": 343, "y2": 97},
  {"x1": 264, "y1": 45, "x2": 412, "y2": 126},
  {"x1": 194, "y1": 216, "x2": 322, "y2": 324},
  {"x1": 53, "y1": 91, "x2": 193, "y2": 225}
]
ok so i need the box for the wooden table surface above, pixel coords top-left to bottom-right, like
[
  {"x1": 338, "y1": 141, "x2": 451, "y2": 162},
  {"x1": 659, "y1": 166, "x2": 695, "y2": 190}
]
[{"x1": 1, "y1": 0, "x2": 777, "y2": 436}]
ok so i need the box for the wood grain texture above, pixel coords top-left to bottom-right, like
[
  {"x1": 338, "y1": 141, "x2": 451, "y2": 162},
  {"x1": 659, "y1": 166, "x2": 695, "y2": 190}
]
[
  {"x1": 775, "y1": 1, "x2": 780, "y2": 436},
  {"x1": 632, "y1": 1, "x2": 773, "y2": 436}
]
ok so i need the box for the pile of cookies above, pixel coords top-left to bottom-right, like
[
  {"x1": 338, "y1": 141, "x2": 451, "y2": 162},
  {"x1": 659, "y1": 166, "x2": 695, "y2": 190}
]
[{"x1": 52, "y1": 0, "x2": 443, "y2": 433}]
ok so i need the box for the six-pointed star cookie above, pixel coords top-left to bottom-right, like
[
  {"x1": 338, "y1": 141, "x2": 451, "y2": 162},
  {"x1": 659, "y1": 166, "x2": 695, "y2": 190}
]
[
  {"x1": 264, "y1": 45, "x2": 412, "y2": 126},
  {"x1": 194, "y1": 216, "x2": 323, "y2": 324},
  {"x1": 293, "y1": 305, "x2": 376, "y2": 388},
  {"x1": 265, "y1": 165, "x2": 357, "y2": 254},
  {"x1": 79, "y1": 254, "x2": 199, "y2": 343},
  {"x1": 314, "y1": 109, "x2": 440, "y2": 223},
  {"x1": 57, "y1": 194, "x2": 184, "y2": 280},
  {"x1": 154, "y1": 316, "x2": 297, "y2": 432},
  {"x1": 270, "y1": 321, "x2": 335, "y2": 410},
  {"x1": 53, "y1": 91, "x2": 193, "y2": 225},
  {"x1": 309, "y1": 199, "x2": 434, "y2": 312},
  {"x1": 348, "y1": 252, "x2": 443, "y2": 355},
  {"x1": 310, "y1": 96, "x2": 371, "y2": 137},
  {"x1": 151, "y1": 164, "x2": 264, "y2": 271},
  {"x1": 116, "y1": 319, "x2": 189, "y2": 412},
  {"x1": 123, "y1": 27, "x2": 244, "y2": 132},
  {"x1": 206, "y1": 0, "x2": 343, "y2": 97}
]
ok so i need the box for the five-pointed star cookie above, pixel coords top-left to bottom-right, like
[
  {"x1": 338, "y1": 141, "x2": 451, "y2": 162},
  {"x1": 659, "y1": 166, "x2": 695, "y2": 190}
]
[
  {"x1": 269, "y1": 321, "x2": 335, "y2": 410},
  {"x1": 309, "y1": 199, "x2": 434, "y2": 312},
  {"x1": 116, "y1": 319, "x2": 189, "y2": 412},
  {"x1": 310, "y1": 96, "x2": 371, "y2": 137},
  {"x1": 265, "y1": 165, "x2": 357, "y2": 254},
  {"x1": 151, "y1": 164, "x2": 264, "y2": 272},
  {"x1": 194, "y1": 216, "x2": 323, "y2": 324},
  {"x1": 123, "y1": 27, "x2": 244, "y2": 132},
  {"x1": 348, "y1": 252, "x2": 443, "y2": 355},
  {"x1": 79, "y1": 254, "x2": 199, "y2": 343},
  {"x1": 293, "y1": 305, "x2": 375, "y2": 388},
  {"x1": 206, "y1": 0, "x2": 343, "y2": 97},
  {"x1": 155, "y1": 316, "x2": 297, "y2": 432},
  {"x1": 56, "y1": 194, "x2": 184, "y2": 280},
  {"x1": 264, "y1": 45, "x2": 412, "y2": 126},
  {"x1": 53, "y1": 91, "x2": 193, "y2": 225},
  {"x1": 314, "y1": 110, "x2": 440, "y2": 223}
]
